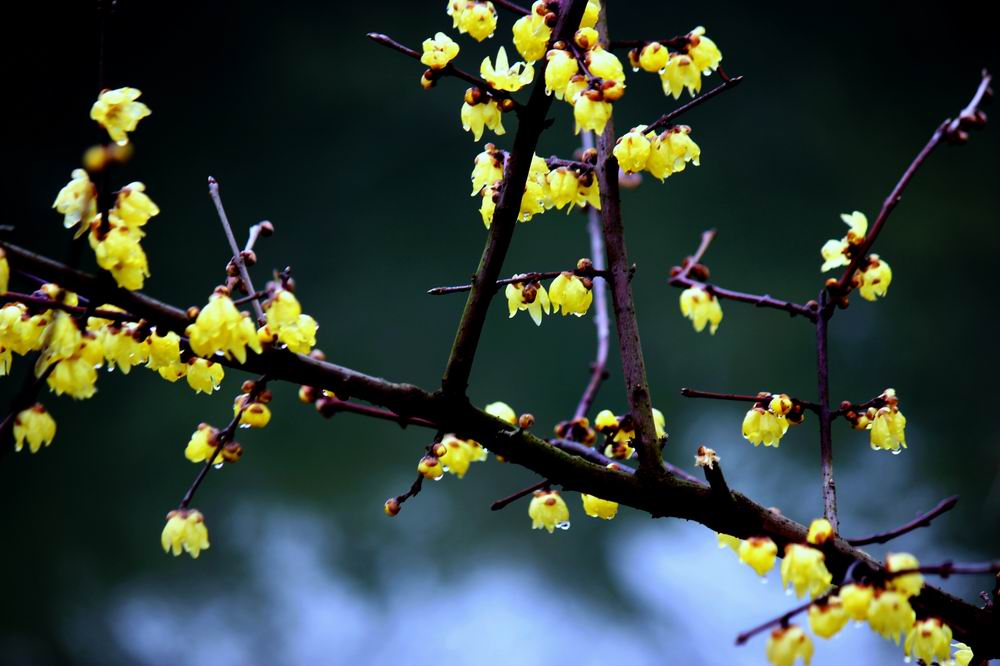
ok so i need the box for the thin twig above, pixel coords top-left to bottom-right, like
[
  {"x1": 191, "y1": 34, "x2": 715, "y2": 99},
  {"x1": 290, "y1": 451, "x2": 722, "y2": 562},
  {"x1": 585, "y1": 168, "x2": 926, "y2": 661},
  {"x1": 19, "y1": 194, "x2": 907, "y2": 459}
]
[
  {"x1": 207, "y1": 177, "x2": 266, "y2": 323},
  {"x1": 491, "y1": 479, "x2": 550, "y2": 511},
  {"x1": 815, "y1": 291, "x2": 837, "y2": 530},
  {"x1": 669, "y1": 230, "x2": 817, "y2": 321},
  {"x1": 366, "y1": 32, "x2": 517, "y2": 105},
  {"x1": 735, "y1": 592, "x2": 832, "y2": 646},
  {"x1": 492, "y1": 0, "x2": 530, "y2": 15},
  {"x1": 428, "y1": 267, "x2": 608, "y2": 295},
  {"x1": 680, "y1": 388, "x2": 821, "y2": 413},
  {"x1": 318, "y1": 397, "x2": 438, "y2": 429},
  {"x1": 642, "y1": 75, "x2": 744, "y2": 136},
  {"x1": 831, "y1": 71, "x2": 992, "y2": 298},
  {"x1": 574, "y1": 130, "x2": 611, "y2": 421},
  {"x1": 179, "y1": 374, "x2": 269, "y2": 509},
  {"x1": 1, "y1": 292, "x2": 137, "y2": 323},
  {"x1": 847, "y1": 496, "x2": 959, "y2": 546},
  {"x1": 608, "y1": 35, "x2": 692, "y2": 50}
]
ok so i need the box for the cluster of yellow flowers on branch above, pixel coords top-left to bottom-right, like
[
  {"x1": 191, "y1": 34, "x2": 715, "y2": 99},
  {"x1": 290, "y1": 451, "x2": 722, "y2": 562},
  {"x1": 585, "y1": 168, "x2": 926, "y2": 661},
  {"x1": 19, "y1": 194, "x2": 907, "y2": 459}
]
[{"x1": 723, "y1": 519, "x2": 974, "y2": 666}]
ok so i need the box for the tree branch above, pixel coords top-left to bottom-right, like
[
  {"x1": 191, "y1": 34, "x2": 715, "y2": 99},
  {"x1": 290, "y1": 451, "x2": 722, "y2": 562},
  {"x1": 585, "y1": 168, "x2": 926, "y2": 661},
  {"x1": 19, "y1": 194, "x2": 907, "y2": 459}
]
[
  {"x1": 680, "y1": 387, "x2": 821, "y2": 413},
  {"x1": 208, "y1": 176, "x2": 266, "y2": 323},
  {"x1": 815, "y1": 291, "x2": 837, "y2": 530},
  {"x1": 831, "y1": 71, "x2": 992, "y2": 298},
  {"x1": 642, "y1": 74, "x2": 744, "y2": 136},
  {"x1": 440, "y1": 0, "x2": 590, "y2": 396},
  {"x1": 427, "y1": 266, "x2": 608, "y2": 295},
  {"x1": 846, "y1": 496, "x2": 959, "y2": 547}
]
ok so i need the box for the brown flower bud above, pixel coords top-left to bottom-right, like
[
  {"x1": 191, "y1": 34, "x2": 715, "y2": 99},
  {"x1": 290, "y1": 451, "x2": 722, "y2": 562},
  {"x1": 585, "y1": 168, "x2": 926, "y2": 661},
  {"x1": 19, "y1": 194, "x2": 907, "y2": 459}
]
[
  {"x1": 221, "y1": 441, "x2": 243, "y2": 463},
  {"x1": 186, "y1": 306, "x2": 201, "y2": 320},
  {"x1": 309, "y1": 349, "x2": 327, "y2": 362},
  {"x1": 241, "y1": 380, "x2": 257, "y2": 393},
  {"x1": 257, "y1": 220, "x2": 274, "y2": 236},
  {"x1": 298, "y1": 385, "x2": 318, "y2": 404},
  {"x1": 384, "y1": 497, "x2": 401, "y2": 517},
  {"x1": 576, "y1": 257, "x2": 593, "y2": 272},
  {"x1": 498, "y1": 97, "x2": 515, "y2": 113},
  {"x1": 241, "y1": 250, "x2": 257, "y2": 267},
  {"x1": 518, "y1": 413, "x2": 535, "y2": 429}
]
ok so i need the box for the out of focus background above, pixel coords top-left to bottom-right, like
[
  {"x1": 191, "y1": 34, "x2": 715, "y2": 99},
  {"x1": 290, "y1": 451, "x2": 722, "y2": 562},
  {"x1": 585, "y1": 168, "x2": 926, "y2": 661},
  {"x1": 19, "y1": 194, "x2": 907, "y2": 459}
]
[{"x1": 6, "y1": 1, "x2": 999, "y2": 664}]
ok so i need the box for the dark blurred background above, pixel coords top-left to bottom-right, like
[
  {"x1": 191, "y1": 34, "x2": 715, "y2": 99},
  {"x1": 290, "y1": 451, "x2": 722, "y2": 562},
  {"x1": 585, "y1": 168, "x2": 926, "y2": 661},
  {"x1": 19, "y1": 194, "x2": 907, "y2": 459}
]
[{"x1": 5, "y1": 1, "x2": 999, "y2": 664}]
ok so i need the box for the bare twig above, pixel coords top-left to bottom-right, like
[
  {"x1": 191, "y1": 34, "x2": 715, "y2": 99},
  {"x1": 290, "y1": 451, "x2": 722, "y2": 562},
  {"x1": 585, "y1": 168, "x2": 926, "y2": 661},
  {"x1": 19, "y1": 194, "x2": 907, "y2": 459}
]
[
  {"x1": 814, "y1": 292, "x2": 837, "y2": 530},
  {"x1": 428, "y1": 266, "x2": 608, "y2": 295},
  {"x1": 680, "y1": 387, "x2": 821, "y2": 413},
  {"x1": 493, "y1": 0, "x2": 530, "y2": 15},
  {"x1": 491, "y1": 479, "x2": 550, "y2": 511},
  {"x1": 1, "y1": 292, "x2": 137, "y2": 323},
  {"x1": 847, "y1": 496, "x2": 959, "y2": 546},
  {"x1": 831, "y1": 71, "x2": 992, "y2": 298},
  {"x1": 642, "y1": 75, "x2": 744, "y2": 136},
  {"x1": 207, "y1": 177, "x2": 266, "y2": 323},
  {"x1": 318, "y1": 397, "x2": 438, "y2": 429}
]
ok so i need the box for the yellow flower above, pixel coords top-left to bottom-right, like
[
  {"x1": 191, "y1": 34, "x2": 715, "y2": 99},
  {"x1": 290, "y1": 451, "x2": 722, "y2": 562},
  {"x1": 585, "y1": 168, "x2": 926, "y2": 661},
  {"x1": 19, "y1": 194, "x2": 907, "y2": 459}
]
[
  {"x1": 679, "y1": 286, "x2": 722, "y2": 334},
  {"x1": 1, "y1": 304, "x2": 46, "y2": 356},
  {"x1": 594, "y1": 409, "x2": 618, "y2": 432},
  {"x1": 904, "y1": 618, "x2": 952, "y2": 665},
  {"x1": 573, "y1": 92, "x2": 613, "y2": 135},
  {"x1": 417, "y1": 453, "x2": 445, "y2": 480},
  {"x1": 579, "y1": 0, "x2": 600, "y2": 29},
  {"x1": 145, "y1": 329, "x2": 182, "y2": 370},
  {"x1": 186, "y1": 358, "x2": 224, "y2": 394},
  {"x1": 438, "y1": 434, "x2": 486, "y2": 478},
  {"x1": 742, "y1": 407, "x2": 789, "y2": 447},
  {"x1": 546, "y1": 167, "x2": 580, "y2": 209},
  {"x1": 867, "y1": 590, "x2": 915, "y2": 644},
  {"x1": 781, "y1": 543, "x2": 832, "y2": 598},
  {"x1": 838, "y1": 583, "x2": 874, "y2": 621},
  {"x1": 646, "y1": 126, "x2": 701, "y2": 181},
  {"x1": 518, "y1": 155, "x2": 549, "y2": 221},
  {"x1": 738, "y1": 536, "x2": 777, "y2": 576},
  {"x1": 688, "y1": 27, "x2": 723, "y2": 74},
  {"x1": 95, "y1": 323, "x2": 150, "y2": 374},
  {"x1": 528, "y1": 490, "x2": 569, "y2": 533},
  {"x1": 581, "y1": 493, "x2": 618, "y2": 520},
  {"x1": 184, "y1": 423, "x2": 221, "y2": 464},
  {"x1": 506, "y1": 281, "x2": 550, "y2": 325},
  {"x1": 89, "y1": 225, "x2": 150, "y2": 290},
  {"x1": 485, "y1": 401, "x2": 517, "y2": 425},
  {"x1": 471, "y1": 146, "x2": 504, "y2": 196},
  {"x1": 187, "y1": 291, "x2": 263, "y2": 362},
  {"x1": 613, "y1": 127, "x2": 652, "y2": 174},
  {"x1": 769, "y1": 393, "x2": 793, "y2": 417},
  {"x1": 264, "y1": 289, "x2": 318, "y2": 354},
  {"x1": 90, "y1": 87, "x2": 151, "y2": 145},
  {"x1": 575, "y1": 172, "x2": 601, "y2": 210},
  {"x1": 638, "y1": 42, "x2": 669, "y2": 72},
  {"x1": 481, "y1": 47, "x2": 535, "y2": 92},
  {"x1": 660, "y1": 54, "x2": 701, "y2": 99},
  {"x1": 820, "y1": 211, "x2": 868, "y2": 271},
  {"x1": 856, "y1": 255, "x2": 892, "y2": 301},
  {"x1": 806, "y1": 518, "x2": 834, "y2": 546},
  {"x1": 952, "y1": 641, "x2": 974, "y2": 666},
  {"x1": 605, "y1": 424, "x2": 635, "y2": 460},
  {"x1": 234, "y1": 394, "x2": 272, "y2": 428},
  {"x1": 869, "y1": 405, "x2": 906, "y2": 452},
  {"x1": 461, "y1": 98, "x2": 505, "y2": 141},
  {"x1": 808, "y1": 597, "x2": 849, "y2": 639},
  {"x1": 765, "y1": 625, "x2": 813, "y2": 666},
  {"x1": 13, "y1": 403, "x2": 57, "y2": 454},
  {"x1": 448, "y1": 0, "x2": 497, "y2": 42},
  {"x1": 161, "y1": 509, "x2": 210, "y2": 559},
  {"x1": 652, "y1": 407, "x2": 666, "y2": 439},
  {"x1": 512, "y1": 4, "x2": 551, "y2": 63},
  {"x1": 53, "y1": 169, "x2": 97, "y2": 232},
  {"x1": 0, "y1": 247, "x2": 7, "y2": 294},
  {"x1": 717, "y1": 532, "x2": 741, "y2": 553},
  {"x1": 544, "y1": 48, "x2": 578, "y2": 98},
  {"x1": 587, "y1": 47, "x2": 625, "y2": 85},
  {"x1": 42, "y1": 310, "x2": 83, "y2": 364},
  {"x1": 113, "y1": 182, "x2": 160, "y2": 228},
  {"x1": 421, "y1": 32, "x2": 460, "y2": 70},
  {"x1": 885, "y1": 552, "x2": 924, "y2": 598},
  {"x1": 549, "y1": 273, "x2": 592, "y2": 317},
  {"x1": 46, "y1": 336, "x2": 103, "y2": 399}
]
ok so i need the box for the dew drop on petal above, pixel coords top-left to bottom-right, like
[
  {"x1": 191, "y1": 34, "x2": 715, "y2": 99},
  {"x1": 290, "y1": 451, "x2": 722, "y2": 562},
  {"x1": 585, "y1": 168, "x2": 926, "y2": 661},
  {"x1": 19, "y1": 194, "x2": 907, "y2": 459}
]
[
  {"x1": 213, "y1": 462, "x2": 224, "y2": 470},
  {"x1": 784, "y1": 588, "x2": 794, "y2": 597},
  {"x1": 903, "y1": 657, "x2": 911, "y2": 664},
  {"x1": 239, "y1": 423, "x2": 251, "y2": 429},
  {"x1": 556, "y1": 521, "x2": 571, "y2": 531},
  {"x1": 891, "y1": 448, "x2": 903, "y2": 456},
  {"x1": 759, "y1": 577, "x2": 769, "y2": 585}
]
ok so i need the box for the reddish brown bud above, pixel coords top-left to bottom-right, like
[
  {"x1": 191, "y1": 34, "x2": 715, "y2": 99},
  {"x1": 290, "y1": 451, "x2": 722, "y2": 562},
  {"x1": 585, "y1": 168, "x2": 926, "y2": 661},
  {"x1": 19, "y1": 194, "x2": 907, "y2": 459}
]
[
  {"x1": 241, "y1": 250, "x2": 257, "y2": 266},
  {"x1": 518, "y1": 413, "x2": 535, "y2": 429},
  {"x1": 257, "y1": 220, "x2": 275, "y2": 236},
  {"x1": 498, "y1": 97, "x2": 515, "y2": 113},
  {"x1": 186, "y1": 306, "x2": 201, "y2": 320},
  {"x1": 576, "y1": 257, "x2": 593, "y2": 272},
  {"x1": 241, "y1": 380, "x2": 257, "y2": 393},
  {"x1": 309, "y1": 349, "x2": 327, "y2": 362},
  {"x1": 298, "y1": 385, "x2": 318, "y2": 404},
  {"x1": 544, "y1": 11, "x2": 558, "y2": 26},
  {"x1": 384, "y1": 497, "x2": 401, "y2": 517}
]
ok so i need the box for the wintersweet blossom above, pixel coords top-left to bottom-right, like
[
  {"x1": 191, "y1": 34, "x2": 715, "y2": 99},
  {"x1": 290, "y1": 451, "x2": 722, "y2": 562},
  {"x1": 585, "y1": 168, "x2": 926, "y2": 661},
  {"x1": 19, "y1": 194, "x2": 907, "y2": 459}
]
[
  {"x1": 187, "y1": 290, "x2": 262, "y2": 362},
  {"x1": 856, "y1": 254, "x2": 892, "y2": 301},
  {"x1": 581, "y1": 493, "x2": 618, "y2": 520},
  {"x1": 820, "y1": 211, "x2": 867, "y2": 271},
  {"x1": 161, "y1": 509, "x2": 210, "y2": 558},
  {"x1": 529, "y1": 490, "x2": 569, "y2": 533},
  {"x1": 838, "y1": 583, "x2": 874, "y2": 621},
  {"x1": 885, "y1": 552, "x2": 924, "y2": 598},
  {"x1": 679, "y1": 285, "x2": 722, "y2": 334},
  {"x1": 90, "y1": 87, "x2": 151, "y2": 145},
  {"x1": 511, "y1": 2, "x2": 551, "y2": 63},
  {"x1": 549, "y1": 272, "x2": 592, "y2": 316},
  {"x1": 742, "y1": 406, "x2": 789, "y2": 447},
  {"x1": 13, "y1": 404, "x2": 57, "y2": 454},
  {"x1": 765, "y1": 625, "x2": 813, "y2": 666},
  {"x1": 738, "y1": 536, "x2": 777, "y2": 576},
  {"x1": 808, "y1": 597, "x2": 849, "y2": 639},
  {"x1": 420, "y1": 32, "x2": 460, "y2": 70},
  {"x1": 904, "y1": 618, "x2": 952, "y2": 665},
  {"x1": 447, "y1": 0, "x2": 497, "y2": 42},
  {"x1": 505, "y1": 281, "x2": 550, "y2": 325},
  {"x1": 781, "y1": 543, "x2": 832, "y2": 598},
  {"x1": 485, "y1": 401, "x2": 517, "y2": 425},
  {"x1": 867, "y1": 590, "x2": 915, "y2": 644},
  {"x1": 53, "y1": 169, "x2": 97, "y2": 232},
  {"x1": 481, "y1": 47, "x2": 535, "y2": 92}
]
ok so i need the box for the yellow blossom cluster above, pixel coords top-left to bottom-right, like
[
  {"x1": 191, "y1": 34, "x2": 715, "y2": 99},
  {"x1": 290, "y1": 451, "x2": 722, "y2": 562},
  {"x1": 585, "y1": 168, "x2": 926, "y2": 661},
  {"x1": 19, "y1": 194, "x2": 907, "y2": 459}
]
[
  {"x1": 742, "y1": 393, "x2": 799, "y2": 448},
  {"x1": 475, "y1": 148, "x2": 600, "y2": 228},
  {"x1": 186, "y1": 289, "x2": 261, "y2": 363},
  {"x1": 53, "y1": 88, "x2": 157, "y2": 291},
  {"x1": 626, "y1": 27, "x2": 723, "y2": 99},
  {"x1": 504, "y1": 271, "x2": 593, "y2": 325},
  {"x1": 593, "y1": 407, "x2": 666, "y2": 459},
  {"x1": 420, "y1": 32, "x2": 460, "y2": 71},
  {"x1": 512, "y1": 0, "x2": 600, "y2": 64},
  {"x1": 161, "y1": 509, "x2": 210, "y2": 559},
  {"x1": 613, "y1": 125, "x2": 701, "y2": 180},
  {"x1": 765, "y1": 625, "x2": 813, "y2": 666},
  {"x1": 845, "y1": 388, "x2": 907, "y2": 452},
  {"x1": 417, "y1": 434, "x2": 487, "y2": 480},
  {"x1": 262, "y1": 288, "x2": 318, "y2": 354},
  {"x1": 678, "y1": 285, "x2": 722, "y2": 334},
  {"x1": 545, "y1": 26, "x2": 627, "y2": 134},
  {"x1": 820, "y1": 211, "x2": 892, "y2": 301},
  {"x1": 13, "y1": 404, "x2": 57, "y2": 454}
]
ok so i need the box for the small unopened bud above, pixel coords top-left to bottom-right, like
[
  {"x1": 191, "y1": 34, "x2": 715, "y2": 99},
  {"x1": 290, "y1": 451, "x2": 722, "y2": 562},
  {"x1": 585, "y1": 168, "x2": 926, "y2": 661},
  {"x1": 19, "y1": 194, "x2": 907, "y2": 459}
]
[
  {"x1": 257, "y1": 220, "x2": 274, "y2": 236},
  {"x1": 584, "y1": 89, "x2": 604, "y2": 102},
  {"x1": 256, "y1": 389, "x2": 273, "y2": 404},
  {"x1": 421, "y1": 70, "x2": 436, "y2": 89},
  {"x1": 299, "y1": 385, "x2": 318, "y2": 404},
  {"x1": 431, "y1": 442, "x2": 447, "y2": 458},
  {"x1": 309, "y1": 349, "x2": 327, "y2": 362},
  {"x1": 221, "y1": 441, "x2": 243, "y2": 463},
  {"x1": 518, "y1": 413, "x2": 535, "y2": 429},
  {"x1": 576, "y1": 257, "x2": 593, "y2": 272},
  {"x1": 418, "y1": 455, "x2": 443, "y2": 480},
  {"x1": 186, "y1": 306, "x2": 201, "y2": 320},
  {"x1": 544, "y1": 12, "x2": 557, "y2": 26},
  {"x1": 316, "y1": 396, "x2": 338, "y2": 418},
  {"x1": 498, "y1": 97, "x2": 515, "y2": 113},
  {"x1": 226, "y1": 259, "x2": 240, "y2": 277},
  {"x1": 688, "y1": 263, "x2": 710, "y2": 282},
  {"x1": 464, "y1": 87, "x2": 482, "y2": 105},
  {"x1": 695, "y1": 445, "x2": 720, "y2": 469},
  {"x1": 581, "y1": 148, "x2": 598, "y2": 163},
  {"x1": 241, "y1": 250, "x2": 257, "y2": 266},
  {"x1": 241, "y1": 380, "x2": 257, "y2": 393},
  {"x1": 384, "y1": 497, "x2": 401, "y2": 517},
  {"x1": 580, "y1": 277, "x2": 593, "y2": 290},
  {"x1": 824, "y1": 278, "x2": 839, "y2": 289}
]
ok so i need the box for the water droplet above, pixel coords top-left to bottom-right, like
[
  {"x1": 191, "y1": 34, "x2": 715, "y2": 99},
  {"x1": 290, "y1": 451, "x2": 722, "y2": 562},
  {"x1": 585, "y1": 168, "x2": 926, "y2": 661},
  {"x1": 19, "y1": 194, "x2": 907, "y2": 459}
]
[
  {"x1": 213, "y1": 462, "x2": 224, "y2": 470},
  {"x1": 784, "y1": 588, "x2": 794, "y2": 597},
  {"x1": 853, "y1": 621, "x2": 863, "y2": 630},
  {"x1": 556, "y1": 521, "x2": 571, "y2": 531},
  {"x1": 432, "y1": 475, "x2": 444, "y2": 482},
  {"x1": 759, "y1": 577, "x2": 769, "y2": 585},
  {"x1": 891, "y1": 448, "x2": 903, "y2": 456},
  {"x1": 442, "y1": 465, "x2": 450, "y2": 473},
  {"x1": 238, "y1": 423, "x2": 251, "y2": 429},
  {"x1": 631, "y1": 66, "x2": 639, "y2": 73},
  {"x1": 903, "y1": 657, "x2": 911, "y2": 664}
]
